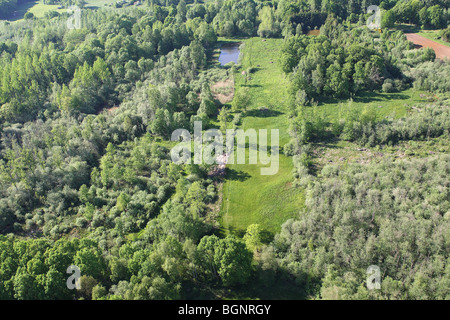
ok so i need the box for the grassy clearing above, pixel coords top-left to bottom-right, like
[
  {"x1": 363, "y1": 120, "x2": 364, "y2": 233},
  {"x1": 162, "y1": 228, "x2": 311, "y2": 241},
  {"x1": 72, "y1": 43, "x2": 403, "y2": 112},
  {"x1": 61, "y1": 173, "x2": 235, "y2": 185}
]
[
  {"x1": 84, "y1": 0, "x2": 116, "y2": 9},
  {"x1": 316, "y1": 88, "x2": 429, "y2": 121},
  {"x1": 27, "y1": 2, "x2": 65, "y2": 17},
  {"x1": 220, "y1": 37, "x2": 305, "y2": 238}
]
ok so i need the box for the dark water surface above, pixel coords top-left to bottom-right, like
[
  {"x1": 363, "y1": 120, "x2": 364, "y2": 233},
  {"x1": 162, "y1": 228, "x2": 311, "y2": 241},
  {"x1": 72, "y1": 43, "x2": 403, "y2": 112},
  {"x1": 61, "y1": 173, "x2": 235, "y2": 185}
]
[{"x1": 218, "y1": 42, "x2": 241, "y2": 65}]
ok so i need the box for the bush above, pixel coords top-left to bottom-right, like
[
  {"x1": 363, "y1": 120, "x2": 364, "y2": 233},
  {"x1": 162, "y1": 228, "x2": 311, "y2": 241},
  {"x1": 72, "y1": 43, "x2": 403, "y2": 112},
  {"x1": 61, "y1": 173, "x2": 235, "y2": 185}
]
[
  {"x1": 283, "y1": 140, "x2": 297, "y2": 157},
  {"x1": 394, "y1": 79, "x2": 405, "y2": 91},
  {"x1": 232, "y1": 113, "x2": 241, "y2": 128},
  {"x1": 76, "y1": 217, "x2": 88, "y2": 228},
  {"x1": 24, "y1": 12, "x2": 34, "y2": 20},
  {"x1": 382, "y1": 79, "x2": 395, "y2": 93},
  {"x1": 410, "y1": 60, "x2": 450, "y2": 93},
  {"x1": 441, "y1": 27, "x2": 450, "y2": 43},
  {"x1": 342, "y1": 103, "x2": 450, "y2": 147}
]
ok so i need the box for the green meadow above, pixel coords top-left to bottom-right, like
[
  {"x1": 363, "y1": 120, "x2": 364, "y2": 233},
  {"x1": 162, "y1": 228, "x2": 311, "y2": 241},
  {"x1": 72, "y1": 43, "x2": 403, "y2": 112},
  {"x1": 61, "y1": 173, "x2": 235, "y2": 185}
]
[
  {"x1": 316, "y1": 88, "x2": 428, "y2": 121},
  {"x1": 220, "y1": 37, "x2": 305, "y2": 238}
]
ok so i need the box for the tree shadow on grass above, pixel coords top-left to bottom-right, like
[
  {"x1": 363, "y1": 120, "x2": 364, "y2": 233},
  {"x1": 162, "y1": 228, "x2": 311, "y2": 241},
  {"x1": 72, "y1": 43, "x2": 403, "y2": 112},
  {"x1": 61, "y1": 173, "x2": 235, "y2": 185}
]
[
  {"x1": 241, "y1": 84, "x2": 262, "y2": 88},
  {"x1": 353, "y1": 92, "x2": 410, "y2": 104},
  {"x1": 225, "y1": 169, "x2": 251, "y2": 182},
  {"x1": 241, "y1": 269, "x2": 308, "y2": 300},
  {"x1": 216, "y1": 227, "x2": 275, "y2": 248},
  {"x1": 319, "y1": 91, "x2": 411, "y2": 106},
  {"x1": 246, "y1": 66, "x2": 262, "y2": 73},
  {"x1": 260, "y1": 230, "x2": 275, "y2": 244},
  {"x1": 229, "y1": 225, "x2": 246, "y2": 238},
  {"x1": 183, "y1": 268, "x2": 308, "y2": 300},
  {"x1": 312, "y1": 136, "x2": 344, "y2": 149},
  {"x1": 245, "y1": 108, "x2": 283, "y2": 118},
  {"x1": 394, "y1": 24, "x2": 421, "y2": 34}
]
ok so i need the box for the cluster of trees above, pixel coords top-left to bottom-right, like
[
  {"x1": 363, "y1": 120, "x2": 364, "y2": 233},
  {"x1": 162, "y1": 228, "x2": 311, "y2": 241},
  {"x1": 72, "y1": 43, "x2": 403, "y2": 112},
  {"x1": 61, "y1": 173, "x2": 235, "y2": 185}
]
[
  {"x1": 409, "y1": 59, "x2": 450, "y2": 93},
  {"x1": 267, "y1": 155, "x2": 449, "y2": 299},
  {"x1": 0, "y1": 231, "x2": 254, "y2": 299},
  {"x1": 282, "y1": 14, "x2": 445, "y2": 106},
  {"x1": 0, "y1": 4, "x2": 217, "y2": 123},
  {"x1": 416, "y1": 4, "x2": 448, "y2": 29},
  {"x1": 281, "y1": 21, "x2": 419, "y2": 102},
  {"x1": 0, "y1": 14, "x2": 220, "y2": 238},
  {"x1": 211, "y1": 0, "x2": 258, "y2": 37},
  {"x1": 256, "y1": 0, "x2": 449, "y2": 35},
  {"x1": 0, "y1": 0, "x2": 17, "y2": 18},
  {"x1": 391, "y1": 0, "x2": 449, "y2": 28},
  {"x1": 0, "y1": 2, "x2": 261, "y2": 300}
]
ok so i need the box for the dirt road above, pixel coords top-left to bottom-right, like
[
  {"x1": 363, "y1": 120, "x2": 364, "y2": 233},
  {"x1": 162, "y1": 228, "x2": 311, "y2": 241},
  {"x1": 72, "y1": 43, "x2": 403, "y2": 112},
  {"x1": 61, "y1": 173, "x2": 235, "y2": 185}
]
[{"x1": 405, "y1": 33, "x2": 450, "y2": 60}]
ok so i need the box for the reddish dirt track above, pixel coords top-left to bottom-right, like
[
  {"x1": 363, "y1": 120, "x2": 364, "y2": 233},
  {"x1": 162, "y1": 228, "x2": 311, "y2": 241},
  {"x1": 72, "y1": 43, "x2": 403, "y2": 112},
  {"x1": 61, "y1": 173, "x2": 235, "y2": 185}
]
[{"x1": 405, "y1": 33, "x2": 450, "y2": 60}]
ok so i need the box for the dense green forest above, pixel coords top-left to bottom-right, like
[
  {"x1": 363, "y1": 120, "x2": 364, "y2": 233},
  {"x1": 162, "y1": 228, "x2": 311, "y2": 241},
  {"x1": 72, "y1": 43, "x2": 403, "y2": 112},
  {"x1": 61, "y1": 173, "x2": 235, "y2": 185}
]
[{"x1": 0, "y1": 0, "x2": 449, "y2": 300}]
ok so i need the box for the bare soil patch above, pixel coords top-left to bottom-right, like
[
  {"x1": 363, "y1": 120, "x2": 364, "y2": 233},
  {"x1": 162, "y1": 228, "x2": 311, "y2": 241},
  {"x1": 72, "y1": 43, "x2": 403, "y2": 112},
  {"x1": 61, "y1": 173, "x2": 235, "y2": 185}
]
[
  {"x1": 211, "y1": 78, "x2": 235, "y2": 104},
  {"x1": 405, "y1": 33, "x2": 450, "y2": 60},
  {"x1": 307, "y1": 29, "x2": 320, "y2": 36}
]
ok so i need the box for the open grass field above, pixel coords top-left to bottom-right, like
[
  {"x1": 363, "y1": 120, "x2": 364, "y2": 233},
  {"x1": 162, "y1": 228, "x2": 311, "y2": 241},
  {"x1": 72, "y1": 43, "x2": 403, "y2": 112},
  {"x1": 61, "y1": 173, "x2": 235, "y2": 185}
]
[
  {"x1": 84, "y1": 0, "x2": 115, "y2": 9},
  {"x1": 220, "y1": 37, "x2": 306, "y2": 238},
  {"x1": 316, "y1": 88, "x2": 429, "y2": 121}
]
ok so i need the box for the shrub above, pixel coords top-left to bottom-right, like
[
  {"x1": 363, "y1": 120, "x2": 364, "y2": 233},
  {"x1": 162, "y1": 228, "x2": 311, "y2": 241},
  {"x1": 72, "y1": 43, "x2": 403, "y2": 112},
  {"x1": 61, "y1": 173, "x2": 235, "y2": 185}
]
[
  {"x1": 382, "y1": 79, "x2": 395, "y2": 93},
  {"x1": 76, "y1": 217, "x2": 89, "y2": 228},
  {"x1": 441, "y1": 27, "x2": 450, "y2": 43},
  {"x1": 24, "y1": 12, "x2": 34, "y2": 20}
]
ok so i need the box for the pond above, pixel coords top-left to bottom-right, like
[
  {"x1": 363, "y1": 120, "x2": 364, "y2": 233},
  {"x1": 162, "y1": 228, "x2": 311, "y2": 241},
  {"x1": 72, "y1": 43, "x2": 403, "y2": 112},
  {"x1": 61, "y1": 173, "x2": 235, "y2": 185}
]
[{"x1": 218, "y1": 42, "x2": 241, "y2": 66}]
